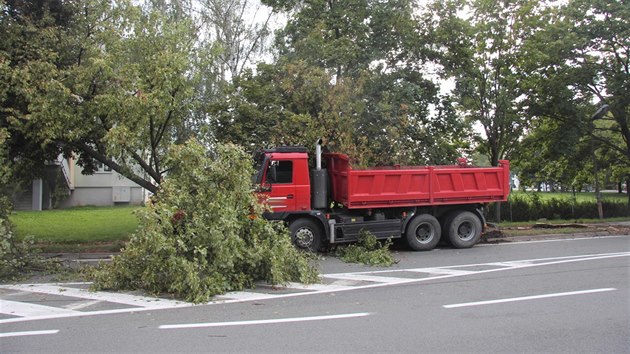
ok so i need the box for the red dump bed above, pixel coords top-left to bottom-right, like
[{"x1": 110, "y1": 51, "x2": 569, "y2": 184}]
[{"x1": 324, "y1": 153, "x2": 510, "y2": 209}]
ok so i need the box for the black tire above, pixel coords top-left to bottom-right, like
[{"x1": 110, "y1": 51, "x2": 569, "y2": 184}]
[
  {"x1": 289, "y1": 218, "x2": 323, "y2": 252},
  {"x1": 444, "y1": 211, "x2": 482, "y2": 248},
  {"x1": 405, "y1": 214, "x2": 441, "y2": 251}
]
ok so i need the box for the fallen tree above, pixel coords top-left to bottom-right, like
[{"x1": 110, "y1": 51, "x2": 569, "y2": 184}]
[{"x1": 89, "y1": 141, "x2": 318, "y2": 303}]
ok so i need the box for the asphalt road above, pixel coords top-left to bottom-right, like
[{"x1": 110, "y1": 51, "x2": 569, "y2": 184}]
[{"x1": 1, "y1": 235, "x2": 629, "y2": 353}]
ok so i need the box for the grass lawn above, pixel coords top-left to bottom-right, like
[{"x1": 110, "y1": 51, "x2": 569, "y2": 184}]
[{"x1": 10, "y1": 206, "x2": 139, "y2": 243}]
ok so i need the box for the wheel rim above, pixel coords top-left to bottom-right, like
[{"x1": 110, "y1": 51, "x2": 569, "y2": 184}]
[
  {"x1": 457, "y1": 221, "x2": 475, "y2": 241},
  {"x1": 415, "y1": 223, "x2": 434, "y2": 244},
  {"x1": 294, "y1": 227, "x2": 314, "y2": 248}
]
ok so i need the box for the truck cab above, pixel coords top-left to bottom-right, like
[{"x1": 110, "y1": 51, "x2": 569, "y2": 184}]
[
  {"x1": 254, "y1": 146, "x2": 331, "y2": 251},
  {"x1": 254, "y1": 147, "x2": 312, "y2": 213}
]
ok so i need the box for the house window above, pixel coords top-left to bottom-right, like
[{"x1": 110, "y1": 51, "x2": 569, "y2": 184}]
[{"x1": 96, "y1": 162, "x2": 112, "y2": 173}]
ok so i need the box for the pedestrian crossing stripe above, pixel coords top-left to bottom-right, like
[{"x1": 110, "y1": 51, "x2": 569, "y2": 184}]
[{"x1": 1, "y1": 251, "x2": 628, "y2": 325}]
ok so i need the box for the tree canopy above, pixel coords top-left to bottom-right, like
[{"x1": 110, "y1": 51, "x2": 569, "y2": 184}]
[
  {"x1": 212, "y1": 0, "x2": 471, "y2": 166},
  {"x1": 514, "y1": 0, "x2": 629, "y2": 194},
  {"x1": 1, "y1": 0, "x2": 627, "y2": 198},
  {"x1": 1, "y1": 0, "x2": 208, "y2": 193}
]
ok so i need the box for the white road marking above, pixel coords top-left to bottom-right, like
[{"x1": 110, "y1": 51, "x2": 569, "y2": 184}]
[
  {"x1": 411, "y1": 268, "x2": 477, "y2": 276},
  {"x1": 323, "y1": 273, "x2": 412, "y2": 284},
  {"x1": 0, "y1": 284, "x2": 188, "y2": 308},
  {"x1": 0, "y1": 250, "x2": 627, "y2": 325},
  {"x1": 284, "y1": 282, "x2": 356, "y2": 291},
  {"x1": 324, "y1": 252, "x2": 630, "y2": 283},
  {"x1": 214, "y1": 291, "x2": 278, "y2": 302},
  {"x1": 64, "y1": 300, "x2": 101, "y2": 311},
  {"x1": 443, "y1": 288, "x2": 617, "y2": 309},
  {"x1": 0, "y1": 306, "x2": 187, "y2": 325},
  {"x1": 0, "y1": 299, "x2": 80, "y2": 317},
  {"x1": 487, "y1": 261, "x2": 533, "y2": 268},
  {"x1": 159, "y1": 312, "x2": 371, "y2": 329},
  {"x1": 0, "y1": 290, "x2": 30, "y2": 297},
  {"x1": 0, "y1": 329, "x2": 59, "y2": 338}
]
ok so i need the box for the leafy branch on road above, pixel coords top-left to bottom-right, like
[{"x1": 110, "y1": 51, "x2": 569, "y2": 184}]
[{"x1": 336, "y1": 230, "x2": 397, "y2": 267}]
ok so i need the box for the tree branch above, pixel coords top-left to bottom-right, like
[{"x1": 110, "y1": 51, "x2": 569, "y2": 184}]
[
  {"x1": 130, "y1": 151, "x2": 161, "y2": 183},
  {"x1": 68, "y1": 141, "x2": 158, "y2": 194}
]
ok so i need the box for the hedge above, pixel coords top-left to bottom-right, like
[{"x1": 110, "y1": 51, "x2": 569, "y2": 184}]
[{"x1": 487, "y1": 193, "x2": 629, "y2": 222}]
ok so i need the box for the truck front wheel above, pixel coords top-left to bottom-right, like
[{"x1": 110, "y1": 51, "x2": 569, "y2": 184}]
[
  {"x1": 289, "y1": 218, "x2": 323, "y2": 252},
  {"x1": 444, "y1": 211, "x2": 482, "y2": 248},
  {"x1": 405, "y1": 214, "x2": 441, "y2": 251}
]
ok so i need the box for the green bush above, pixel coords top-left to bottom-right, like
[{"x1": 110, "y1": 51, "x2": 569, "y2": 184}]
[
  {"x1": 336, "y1": 230, "x2": 396, "y2": 266},
  {"x1": 89, "y1": 140, "x2": 318, "y2": 303},
  {"x1": 489, "y1": 193, "x2": 629, "y2": 222},
  {"x1": 0, "y1": 225, "x2": 58, "y2": 281}
]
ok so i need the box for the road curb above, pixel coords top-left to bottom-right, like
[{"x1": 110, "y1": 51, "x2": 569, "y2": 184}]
[
  {"x1": 43, "y1": 252, "x2": 117, "y2": 263},
  {"x1": 482, "y1": 230, "x2": 629, "y2": 244},
  {"x1": 45, "y1": 230, "x2": 630, "y2": 262}
]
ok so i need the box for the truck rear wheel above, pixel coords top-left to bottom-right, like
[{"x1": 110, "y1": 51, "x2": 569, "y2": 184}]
[
  {"x1": 444, "y1": 211, "x2": 482, "y2": 248},
  {"x1": 289, "y1": 218, "x2": 323, "y2": 252},
  {"x1": 405, "y1": 214, "x2": 441, "y2": 251}
]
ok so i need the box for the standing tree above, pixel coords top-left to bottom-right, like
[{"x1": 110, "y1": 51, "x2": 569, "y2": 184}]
[
  {"x1": 199, "y1": 0, "x2": 275, "y2": 81},
  {"x1": 0, "y1": 0, "x2": 78, "y2": 182},
  {"x1": 520, "y1": 0, "x2": 630, "y2": 210},
  {"x1": 514, "y1": 116, "x2": 589, "y2": 191},
  {"x1": 213, "y1": 0, "x2": 470, "y2": 166},
  {"x1": 421, "y1": 0, "x2": 548, "y2": 221},
  {"x1": 421, "y1": 0, "x2": 542, "y2": 167},
  {"x1": 2, "y1": 0, "x2": 203, "y2": 194}
]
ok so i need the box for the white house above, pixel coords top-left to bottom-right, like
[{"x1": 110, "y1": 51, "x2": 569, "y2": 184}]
[{"x1": 13, "y1": 156, "x2": 147, "y2": 210}]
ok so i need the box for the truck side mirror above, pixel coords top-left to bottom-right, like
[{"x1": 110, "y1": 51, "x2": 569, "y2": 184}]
[{"x1": 256, "y1": 183, "x2": 272, "y2": 192}]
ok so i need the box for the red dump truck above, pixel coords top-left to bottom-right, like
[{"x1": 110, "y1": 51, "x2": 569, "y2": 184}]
[{"x1": 254, "y1": 141, "x2": 510, "y2": 251}]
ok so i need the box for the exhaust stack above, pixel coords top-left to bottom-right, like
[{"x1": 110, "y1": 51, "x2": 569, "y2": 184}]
[
  {"x1": 311, "y1": 138, "x2": 328, "y2": 209},
  {"x1": 316, "y1": 138, "x2": 322, "y2": 170}
]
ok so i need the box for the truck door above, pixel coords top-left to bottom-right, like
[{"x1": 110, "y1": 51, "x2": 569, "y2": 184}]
[{"x1": 264, "y1": 159, "x2": 296, "y2": 212}]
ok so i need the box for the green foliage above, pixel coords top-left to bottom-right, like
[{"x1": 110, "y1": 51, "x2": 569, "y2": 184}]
[
  {"x1": 0, "y1": 0, "x2": 72, "y2": 182},
  {"x1": 89, "y1": 141, "x2": 318, "y2": 303},
  {"x1": 0, "y1": 129, "x2": 10, "y2": 218},
  {"x1": 0, "y1": 128, "x2": 58, "y2": 281},
  {"x1": 336, "y1": 230, "x2": 396, "y2": 267},
  {"x1": 489, "y1": 193, "x2": 629, "y2": 222},
  {"x1": 422, "y1": 0, "x2": 542, "y2": 166},
  {"x1": 514, "y1": 117, "x2": 589, "y2": 189},
  {"x1": 517, "y1": 0, "x2": 630, "y2": 193},
  {"x1": 214, "y1": 0, "x2": 471, "y2": 166},
  {"x1": 0, "y1": 229, "x2": 60, "y2": 282},
  {"x1": 1, "y1": 0, "x2": 208, "y2": 193}
]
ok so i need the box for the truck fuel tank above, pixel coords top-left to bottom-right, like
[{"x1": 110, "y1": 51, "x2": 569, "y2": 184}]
[{"x1": 311, "y1": 169, "x2": 328, "y2": 209}]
